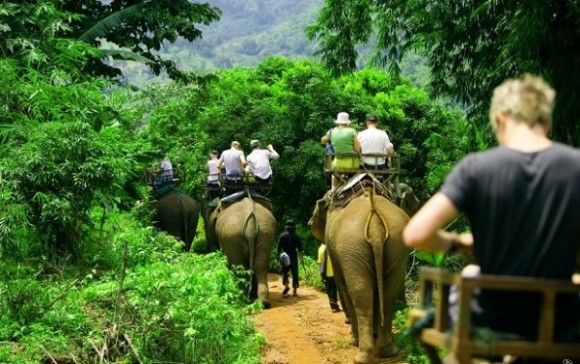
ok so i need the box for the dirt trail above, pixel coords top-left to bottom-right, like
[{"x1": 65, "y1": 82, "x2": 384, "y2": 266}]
[{"x1": 250, "y1": 274, "x2": 407, "y2": 364}]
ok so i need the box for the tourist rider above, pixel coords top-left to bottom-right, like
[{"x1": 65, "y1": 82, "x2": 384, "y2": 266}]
[
  {"x1": 246, "y1": 139, "x2": 279, "y2": 187},
  {"x1": 357, "y1": 113, "x2": 395, "y2": 170},
  {"x1": 320, "y1": 112, "x2": 361, "y2": 190},
  {"x1": 403, "y1": 74, "x2": 580, "y2": 341}
]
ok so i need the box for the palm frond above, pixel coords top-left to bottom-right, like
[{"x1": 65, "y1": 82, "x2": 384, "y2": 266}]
[
  {"x1": 99, "y1": 48, "x2": 154, "y2": 64},
  {"x1": 79, "y1": 2, "x2": 147, "y2": 43}
]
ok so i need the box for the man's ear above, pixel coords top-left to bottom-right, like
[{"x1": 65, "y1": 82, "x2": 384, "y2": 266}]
[{"x1": 494, "y1": 111, "x2": 507, "y2": 129}]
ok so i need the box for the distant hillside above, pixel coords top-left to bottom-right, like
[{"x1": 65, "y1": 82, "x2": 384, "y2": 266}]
[
  {"x1": 164, "y1": 0, "x2": 323, "y2": 71},
  {"x1": 118, "y1": 0, "x2": 429, "y2": 87}
]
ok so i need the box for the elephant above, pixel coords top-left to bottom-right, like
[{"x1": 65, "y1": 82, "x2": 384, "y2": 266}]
[
  {"x1": 309, "y1": 178, "x2": 411, "y2": 364},
  {"x1": 398, "y1": 182, "x2": 421, "y2": 217},
  {"x1": 153, "y1": 188, "x2": 200, "y2": 252},
  {"x1": 204, "y1": 193, "x2": 276, "y2": 308}
]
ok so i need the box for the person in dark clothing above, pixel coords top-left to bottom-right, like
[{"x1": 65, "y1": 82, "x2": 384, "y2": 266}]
[
  {"x1": 403, "y1": 74, "x2": 580, "y2": 342},
  {"x1": 278, "y1": 219, "x2": 303, "y2": 297}
]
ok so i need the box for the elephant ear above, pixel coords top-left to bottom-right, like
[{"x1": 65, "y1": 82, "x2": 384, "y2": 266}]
[
  {"x1": 399, "y1": 183, "x2": 421, "y2": 216},
  {"x1": 308, "y1": 197, "x2": 328, "y2": 242},
  {"x1": 201, "y1": 201, "x2": 220, "y2": 252}
]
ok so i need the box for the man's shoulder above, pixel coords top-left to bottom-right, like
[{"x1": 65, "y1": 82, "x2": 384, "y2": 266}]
[
  {"x1": 359, "y1": 128, "x2": 387, "y2": 137},
  {"x1": 550, "y1": 142, "x2": 580, "y2": 159},
  {"x1": 249, "y1": 149, "x2": 267, "y2": 158},
  {"x1": 335, "y1": 127, "x2": 356, "y2": 135}
]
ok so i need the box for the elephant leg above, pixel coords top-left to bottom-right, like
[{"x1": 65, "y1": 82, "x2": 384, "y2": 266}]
[
  {"x1": 331, "y1": 254, "x2": 358, "y2": 344},
  {"x1": 342, "y1": 257, "x2": 375, "y2": 364},
  {"x1": 254, "y1": 244, "x2": 271, "y2": 309},
  {"x1": 221, "y1": 242, "x2": 251, "y2": 295},
  {"x1": 184, "y1": 213, "x2": 199, "y2": 252},
  {"x1": 376, "y1": 263, "x2": 406, "y2": 357}
]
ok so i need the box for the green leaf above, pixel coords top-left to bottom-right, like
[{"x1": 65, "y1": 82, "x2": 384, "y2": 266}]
[{"x1": 78, "y1": 3, "x2": 148, "y2": 43}]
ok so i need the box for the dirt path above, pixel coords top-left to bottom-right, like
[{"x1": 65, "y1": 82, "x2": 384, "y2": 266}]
[{"x1": 250, "y1": 274, "x2": 407, "y2": 364}]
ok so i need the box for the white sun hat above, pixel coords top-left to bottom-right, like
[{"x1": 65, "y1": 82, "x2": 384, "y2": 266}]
[{"x1": 335, "y1": 112, "x2": 351, "y2": 125}]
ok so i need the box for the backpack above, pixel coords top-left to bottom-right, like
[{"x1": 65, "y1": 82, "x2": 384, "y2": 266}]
[
  {"x1": 279, "y1": 251, "x2": 291, "y2": 267},
  {"x1": 326, "y1": 128, "x2": 334, "y2": 153}
]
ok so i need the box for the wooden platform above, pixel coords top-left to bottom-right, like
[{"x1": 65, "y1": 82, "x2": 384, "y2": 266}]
[{"x1": 410, "y1": 267, "x2": 580, "y2": 363}]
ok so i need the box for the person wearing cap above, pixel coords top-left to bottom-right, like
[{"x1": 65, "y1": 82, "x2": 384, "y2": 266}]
[
  {"x1": 246, "y1": 139, "x2": 279, "y2": 185},
  {"x1": 278, "y1": 219, "x2": 303, "y2": 297},
  {"x1": 205, "y1": 150, "x2": 220, "y2": 199},
  {"x1": 218, "y1": 141, "x2": 247, "y2": 183},
  {"x1": 357, "y1": 113, "x2": 395, "y2": 170},
  {"x1": 321, "y1": 112, "x2": 361, "y2": 190}
]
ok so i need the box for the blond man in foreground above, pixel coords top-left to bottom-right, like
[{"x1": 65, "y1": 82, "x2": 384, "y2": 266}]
[{"x1": 404, "y1": 75, "x2": 580, "y2": 341}]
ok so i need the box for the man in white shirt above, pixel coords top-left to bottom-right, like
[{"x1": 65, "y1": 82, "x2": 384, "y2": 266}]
[
  {"x1": 160, "y1": 156, "x2": 173, "y2": 180},
  {"x1": 153, "y1": 155, "x2": 174, "y2": 189},
  {"x1": 206, "y1": 150, "x2": 220, "y2": 183},
  {"x1": 218, "y1": 141, "x2": 246, "y2": 181},
  {"x1": 206, "y1": 150, "x2": 220, "y2": 199},
  {"x1": 357, "y1": 114, "x2": 395, "y2": 169},
  {"x1": 246, "y1": 139, "x2": 279, "y2": 183}
]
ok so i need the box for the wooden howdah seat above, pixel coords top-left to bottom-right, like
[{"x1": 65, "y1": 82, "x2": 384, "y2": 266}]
[
  {"x1": 409, "y1": 267, "x2": 580, "y2": 364},
  {"x1": 205, "y1": 173, "x2": 273, "y2": 200},
  {"x1": 324, "y1": 152, "x2": 402, "y2": 197}
]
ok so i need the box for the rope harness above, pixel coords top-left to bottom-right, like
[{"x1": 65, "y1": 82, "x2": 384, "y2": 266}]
[{"x1": 363, "y1": 179, "x2": 389, "y2": 245}]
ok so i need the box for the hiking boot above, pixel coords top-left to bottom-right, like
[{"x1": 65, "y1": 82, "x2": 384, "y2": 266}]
[{"x1": 282, "y1": 285, "x2": 290, "y2": 296}]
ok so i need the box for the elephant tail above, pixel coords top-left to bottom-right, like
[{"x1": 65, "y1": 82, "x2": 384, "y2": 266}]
[
  {"x1": 243, "y1": 201, "x2": 260, "y2": 273},
  {"x1": 365, "y1": 197, "x2": 389, "y2": 326}
]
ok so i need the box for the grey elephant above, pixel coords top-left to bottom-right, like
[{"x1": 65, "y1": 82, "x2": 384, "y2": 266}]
[
  {"x1": 398, "y1": 182, "x2": 421, "y2": 217},
  {"x1": 309, "y1": 177, "x2": 411, "y2": 364},
  {"x1": 153, "y1": 188, "x2": 200, "y2": 252},
  {"x1": 204, "y1": 193, "x2": 276, "y2": 308}
]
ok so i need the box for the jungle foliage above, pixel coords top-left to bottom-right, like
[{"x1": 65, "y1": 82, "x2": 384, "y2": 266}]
[
  {"x1": 308, "y1": 0, "x2": 580, "y2": 146},
  {"x1": 1, "y1": 0, "x2": 487, "y2": 362},
  {"x1": 2, "y1": 0, "x2": 221, "y2": 80},
  {"x1": 0, "y1": 2, "x2": 261, "y2": 363}
]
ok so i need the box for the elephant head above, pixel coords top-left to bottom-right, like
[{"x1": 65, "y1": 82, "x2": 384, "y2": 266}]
[
  {"x1": 308, "y1": 195, "x2": 329, "y2": 243},
  {"x1": 201, "y1": 198, "x2": 220, "y2": 253},
  {"x1": 153, "y1": 189, "x2": 200, "y2": 252},
  {"x1": 310, "y1": 189, "x2": 409, "y2": 364},
  {"x1": 204, "y1": 196, "x2": 276, "y2": 309},
  {"x1": 398, "y1": 182, "x2": 421, "y2": 216}
]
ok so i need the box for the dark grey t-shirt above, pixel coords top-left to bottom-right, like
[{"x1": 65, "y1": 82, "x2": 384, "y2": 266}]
[{"x1": 441, "y1": 143, "x2": 580, "y2": 336}]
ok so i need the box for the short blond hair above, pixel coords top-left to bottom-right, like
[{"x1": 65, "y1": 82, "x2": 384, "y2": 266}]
[{"x1": 489, "y1": 74, "x2": 555, "y2": 130}]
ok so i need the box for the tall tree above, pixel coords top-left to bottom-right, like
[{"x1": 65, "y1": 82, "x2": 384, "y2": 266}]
[
  {"x1": 307, "y1": 1, "x2": 580, "y2": 146},
  {"x1": 65, "y1": 0, "x2": 221, "y2": 79}
]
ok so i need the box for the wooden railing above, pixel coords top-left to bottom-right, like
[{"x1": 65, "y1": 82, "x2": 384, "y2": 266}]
[{"x1": 409, "y1": 267, "x2": 580, "y2": 363}]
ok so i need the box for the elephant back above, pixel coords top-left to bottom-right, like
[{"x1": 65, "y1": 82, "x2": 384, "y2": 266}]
[
  {"x1": 153, "y1": 188, "x2": 200, "y2": 251},
  {"x1": 327, "y1": 173, "x2": 394, "y2": 211},
  {"x1": 219, "y1": 190, "x2": 272, "y2": 212},
  {"x1": 214, "y1": 197, "x2": 276, "y2": 274}
]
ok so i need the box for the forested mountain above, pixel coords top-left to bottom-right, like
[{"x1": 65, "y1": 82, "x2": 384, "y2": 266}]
[
  {"x1": 120, "y1": 0, "x2": 323, "y2": 83},
  {"x1": 120, "y1": 0, "x2": 429, "y2": 87},
  {"x1": 183, "y1": 0, "x2": 323, "y2": 70}
]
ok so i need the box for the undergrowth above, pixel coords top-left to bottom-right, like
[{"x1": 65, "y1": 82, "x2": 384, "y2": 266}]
[{"x1": 0, "y1": 210, "x2": 263, "y2": 364}]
